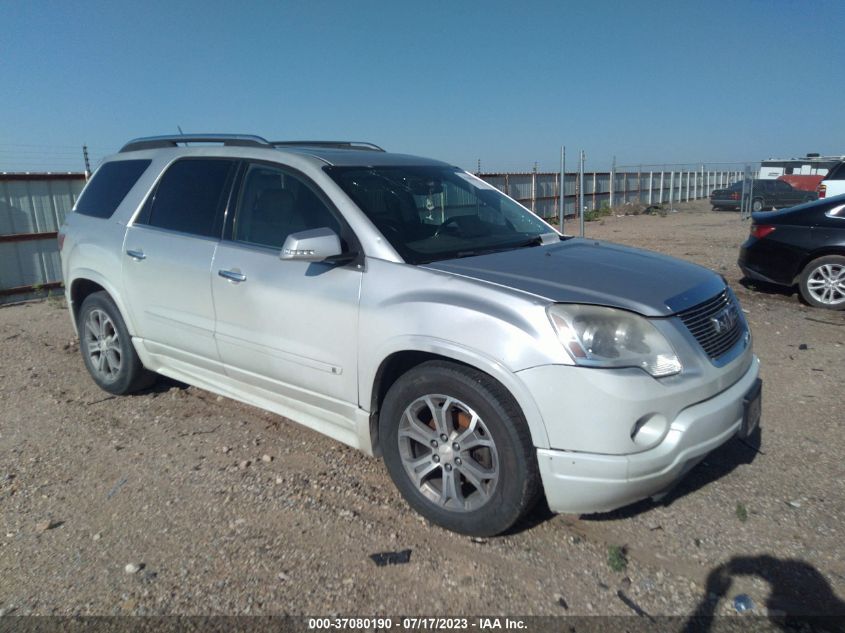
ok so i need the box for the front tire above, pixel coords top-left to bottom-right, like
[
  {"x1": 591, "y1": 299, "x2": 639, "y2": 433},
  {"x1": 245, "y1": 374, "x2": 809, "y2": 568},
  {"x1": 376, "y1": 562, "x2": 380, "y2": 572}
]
[
  {"x1": 798, "y1": 256, "x2": 845, "y2": 310},
  {"x1": 751, "y1": 198, "x2": 764, "y2": 212},
  {"x1": 78, "y1": 292, "x2": 156, "y2": 394},
  {"x1": 379, "y1": 361, "x2": 540, "y2": 536}
]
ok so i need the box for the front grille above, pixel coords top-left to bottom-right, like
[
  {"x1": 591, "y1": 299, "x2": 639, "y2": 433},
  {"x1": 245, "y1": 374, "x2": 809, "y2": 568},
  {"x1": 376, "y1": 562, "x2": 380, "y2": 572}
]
[{"x1": 676, "y1": 289, "x2": 745, "y2": 360}]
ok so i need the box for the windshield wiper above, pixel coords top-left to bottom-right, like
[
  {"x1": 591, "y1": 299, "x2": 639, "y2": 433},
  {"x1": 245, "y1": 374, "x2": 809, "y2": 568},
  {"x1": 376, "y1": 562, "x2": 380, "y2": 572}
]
[{"x1": 451, "y1": 236, "x2": 546, "y2": 259}]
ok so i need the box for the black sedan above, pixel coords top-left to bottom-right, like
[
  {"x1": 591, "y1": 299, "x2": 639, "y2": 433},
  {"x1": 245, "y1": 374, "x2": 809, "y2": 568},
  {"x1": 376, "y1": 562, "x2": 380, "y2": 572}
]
[
  {"x1": 738, "y1": 194, "x2": 845, "y2": 309},
  {"x1": 712, "y1": 179, "x2": 817, "y2": 212}
]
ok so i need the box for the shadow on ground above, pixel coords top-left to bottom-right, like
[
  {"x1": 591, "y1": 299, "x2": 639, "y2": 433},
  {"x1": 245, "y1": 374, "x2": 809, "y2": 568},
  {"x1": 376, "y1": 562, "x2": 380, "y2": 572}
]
[
  {"x1": 683, "y1": 555, "x2": 845, "y2": 631},
  {"x1": 738, "y1": 277, "x2": 797, "y2": 301}
]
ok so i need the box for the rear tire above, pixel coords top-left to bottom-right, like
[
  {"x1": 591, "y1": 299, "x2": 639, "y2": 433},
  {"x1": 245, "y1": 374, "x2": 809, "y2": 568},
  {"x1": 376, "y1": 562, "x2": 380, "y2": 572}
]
[
  {"x1": 798, "y1": 256, "x2": 845, "y2": 310},
  {"x1": 751, "y1": 198, "x2": 764, "y2": 212},
  {"x1": 379, "y1": 361, "x2": 541, "y2": 536},
  {"x1": 78, "y1": 292, "x2": 156, "y2": 394}
]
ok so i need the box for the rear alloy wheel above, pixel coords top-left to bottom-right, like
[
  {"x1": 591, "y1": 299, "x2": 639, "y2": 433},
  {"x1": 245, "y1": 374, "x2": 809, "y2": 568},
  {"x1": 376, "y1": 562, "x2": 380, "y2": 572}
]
[
  {"x1": 78, "y1": 292, "x2": 156, "y2": 393},
  {"x1": 379, "y1": 361, "x2": 540, "y2": 536},
  {"x1": 799, "y1": 256, "x2": 845, "y2": 310}
]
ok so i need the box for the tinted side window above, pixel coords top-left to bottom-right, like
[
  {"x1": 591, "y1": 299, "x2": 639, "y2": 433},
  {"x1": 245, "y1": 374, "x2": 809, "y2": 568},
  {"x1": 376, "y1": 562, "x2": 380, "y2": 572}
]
[
  {"x1": 829, "y1": 163, "x2": 845, "y2": 180},
  {"x1": 143, "y1": 159, "x2": 235, "y2": 237},
  {"x1": 75, "y1": 160, "x2": 151, "y2": 219},
  {"x1": 232, "y1": 164, "x2": 341, "y2": 249},
  {"x1": 775, "y1": 180, "x2": 791, "y2": 191}
]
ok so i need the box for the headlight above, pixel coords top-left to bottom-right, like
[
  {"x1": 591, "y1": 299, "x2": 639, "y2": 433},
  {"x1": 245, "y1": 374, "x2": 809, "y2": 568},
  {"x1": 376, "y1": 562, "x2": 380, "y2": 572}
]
[{"x1": 547, "y1": 304, "x2": 681, "y2": 377}]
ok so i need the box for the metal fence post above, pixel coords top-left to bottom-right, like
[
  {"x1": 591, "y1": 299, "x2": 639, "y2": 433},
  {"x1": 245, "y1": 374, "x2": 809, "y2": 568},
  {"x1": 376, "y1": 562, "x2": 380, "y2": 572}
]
[
  {"x1": 648, "y1": 171, "x2": 653, "y2": 205},
  {"x1": 669, "y1": 171, "x2": 674, "y2": 205},
  {"x1": 609, "y1": 156, "x2": 615, "y2": 207},
  {"x1": 659, "y1": 171, "x2": 664, "y2": 203},
  {"x1": 559, "y1": 146, "x2": 565, "y2": 233},
  {"x1": 579, "y1": 150, "x2": 585, "y2": 237}
]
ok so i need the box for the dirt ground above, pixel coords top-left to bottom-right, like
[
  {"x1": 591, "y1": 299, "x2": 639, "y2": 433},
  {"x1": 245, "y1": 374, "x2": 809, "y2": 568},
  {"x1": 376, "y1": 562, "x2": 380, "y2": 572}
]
[{"x1": 1, "y1": 200, "x2": 843, "y2": 620}]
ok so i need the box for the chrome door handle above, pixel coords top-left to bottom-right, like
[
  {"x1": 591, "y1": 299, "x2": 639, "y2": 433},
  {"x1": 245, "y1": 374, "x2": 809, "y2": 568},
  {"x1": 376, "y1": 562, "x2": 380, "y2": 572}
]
[
  {"x1": 126, "y1": 249, "x2": 146, "y2": 261},
  {"x1": 218, "y1": 269, "x2": 247, "y2": 283}
]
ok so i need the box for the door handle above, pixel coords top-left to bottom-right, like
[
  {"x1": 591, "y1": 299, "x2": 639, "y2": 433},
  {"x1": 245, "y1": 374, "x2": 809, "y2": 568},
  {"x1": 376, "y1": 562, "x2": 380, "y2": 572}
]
[
  {"x1": 218, "y1": 269, "x2": 247, "y2": 283},
  {"x1": 126, "y1": 249, "x2": 146, "y2": 261}
]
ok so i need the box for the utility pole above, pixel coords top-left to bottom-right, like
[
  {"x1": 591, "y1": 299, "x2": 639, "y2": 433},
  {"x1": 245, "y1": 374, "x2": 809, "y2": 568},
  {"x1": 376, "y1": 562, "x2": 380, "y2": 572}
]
[{"x1": 82, "y1": 145, "x2": 91, "y2": 178}]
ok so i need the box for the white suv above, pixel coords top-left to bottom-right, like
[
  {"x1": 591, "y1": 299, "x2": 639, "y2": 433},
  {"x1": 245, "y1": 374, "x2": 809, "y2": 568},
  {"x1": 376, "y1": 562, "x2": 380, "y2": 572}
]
[
  {"x1": 59, "y1": 134, "x2": 761, "y2": 535},
  {"x1": 818, "y1": 161, "x2": 845, "y2": 199}
]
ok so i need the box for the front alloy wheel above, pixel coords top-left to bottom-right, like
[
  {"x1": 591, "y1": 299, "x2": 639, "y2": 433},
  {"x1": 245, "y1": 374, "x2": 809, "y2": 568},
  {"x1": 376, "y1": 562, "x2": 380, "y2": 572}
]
[
  {"x1": 380, "y1": 361, "x2": 540, "y2": 536},
  {"x1": 398, "y1": 395, "x2": 499, "y2": 513}
]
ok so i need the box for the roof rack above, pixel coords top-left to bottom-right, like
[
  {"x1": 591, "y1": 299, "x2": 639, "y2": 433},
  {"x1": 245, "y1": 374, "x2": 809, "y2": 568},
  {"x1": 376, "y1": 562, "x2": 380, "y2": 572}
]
[
  {"x1": 120, "y1": 134, "x2": 273, "y2": 153},
  {"x1": 272, "y1": 141, "x2": 385, "y2": 152}
]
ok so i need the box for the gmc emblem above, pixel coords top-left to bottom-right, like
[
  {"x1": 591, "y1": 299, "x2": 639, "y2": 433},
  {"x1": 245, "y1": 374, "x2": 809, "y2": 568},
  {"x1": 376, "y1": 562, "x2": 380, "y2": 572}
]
[{"x1": 711, "y1": 304, "x2": 738, "y2": 334}]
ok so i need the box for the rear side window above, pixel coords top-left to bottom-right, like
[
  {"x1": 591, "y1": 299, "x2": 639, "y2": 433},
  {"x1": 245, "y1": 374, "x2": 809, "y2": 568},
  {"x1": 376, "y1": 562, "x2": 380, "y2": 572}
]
[
  {"x1": 75, "y1": 160, "x2": 151, "y2": 219},
  {"x1": 140, "y1": 158, "x2": 236, "y2": 238},
  {"x1": 828, "y1": 163, "x2": 845, "y2": 180}
]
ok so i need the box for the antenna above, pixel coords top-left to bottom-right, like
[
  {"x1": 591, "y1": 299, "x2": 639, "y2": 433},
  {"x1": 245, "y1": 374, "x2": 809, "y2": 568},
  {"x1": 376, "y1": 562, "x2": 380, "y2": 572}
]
[{"x1": 177, "y1": 125, "x2": 185, "y2": 135}]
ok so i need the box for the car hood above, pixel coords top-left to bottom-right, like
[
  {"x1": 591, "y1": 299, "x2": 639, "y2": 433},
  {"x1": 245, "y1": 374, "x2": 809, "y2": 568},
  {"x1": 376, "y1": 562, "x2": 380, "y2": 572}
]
[{"x1": 423, "y1": 238, "x2": 725, "y2": 317}]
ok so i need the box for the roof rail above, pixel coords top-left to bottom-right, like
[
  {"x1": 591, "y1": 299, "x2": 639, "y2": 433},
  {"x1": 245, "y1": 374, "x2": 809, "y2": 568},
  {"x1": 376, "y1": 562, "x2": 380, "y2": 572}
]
[
  {"x1": 120, "y1": 134, "x2": 273, "y2": 153},
  {"x1": 272, "y1": 141, "x2": 385, "y2": 152}
]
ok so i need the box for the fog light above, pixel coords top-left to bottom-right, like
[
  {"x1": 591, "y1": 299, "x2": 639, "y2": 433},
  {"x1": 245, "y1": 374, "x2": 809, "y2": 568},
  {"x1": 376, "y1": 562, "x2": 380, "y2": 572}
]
[{"x1": 630, "y1": 413, "x2": 668, "y2": 448}]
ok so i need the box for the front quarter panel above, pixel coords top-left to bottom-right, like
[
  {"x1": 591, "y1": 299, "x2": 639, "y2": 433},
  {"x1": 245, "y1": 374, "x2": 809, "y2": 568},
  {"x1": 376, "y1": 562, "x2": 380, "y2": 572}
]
[{"x1": 358, "y1": 258, "x2": 571, "y2": 449}]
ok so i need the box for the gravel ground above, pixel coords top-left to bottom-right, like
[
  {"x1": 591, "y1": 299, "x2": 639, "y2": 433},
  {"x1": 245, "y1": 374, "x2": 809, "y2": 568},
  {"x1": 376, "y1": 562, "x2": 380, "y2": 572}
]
[{"x1": 0, "y1": 200, "x2": 843, "y2": 620}]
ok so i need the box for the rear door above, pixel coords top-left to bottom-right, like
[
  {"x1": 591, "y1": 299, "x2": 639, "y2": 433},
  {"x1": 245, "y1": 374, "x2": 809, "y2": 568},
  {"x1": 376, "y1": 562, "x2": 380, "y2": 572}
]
[
  {"x1": 122, "y1": 158, "x2": 237, "y2": 373},
  {"x1": 210, "y1": 161, "x2": 362, "y2": 422}
]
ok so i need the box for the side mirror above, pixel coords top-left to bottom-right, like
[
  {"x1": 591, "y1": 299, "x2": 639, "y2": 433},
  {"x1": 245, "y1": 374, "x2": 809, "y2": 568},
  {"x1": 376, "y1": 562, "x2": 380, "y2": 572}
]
[{"x1": 280, "y1": 227, "x2": 343, "y2": 262}]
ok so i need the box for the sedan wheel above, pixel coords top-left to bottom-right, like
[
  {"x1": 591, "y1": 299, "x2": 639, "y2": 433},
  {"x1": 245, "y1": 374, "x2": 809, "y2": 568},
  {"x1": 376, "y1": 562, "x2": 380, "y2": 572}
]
[{"x1": 799, "y1": 256, "x2": 845, "y2": 310}]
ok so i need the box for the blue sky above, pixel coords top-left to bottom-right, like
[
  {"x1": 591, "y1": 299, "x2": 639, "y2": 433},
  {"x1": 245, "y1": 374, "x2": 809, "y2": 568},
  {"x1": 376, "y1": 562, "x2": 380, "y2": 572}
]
[{"x1": 2, "y1": 0, "x2": 844, "y2": 173}]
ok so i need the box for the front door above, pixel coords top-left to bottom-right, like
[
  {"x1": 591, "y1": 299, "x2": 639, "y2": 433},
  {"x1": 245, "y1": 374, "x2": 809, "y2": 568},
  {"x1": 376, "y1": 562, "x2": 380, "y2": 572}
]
[{"x1": 211, "y1": 162, "x2": 362, "y2": 425}]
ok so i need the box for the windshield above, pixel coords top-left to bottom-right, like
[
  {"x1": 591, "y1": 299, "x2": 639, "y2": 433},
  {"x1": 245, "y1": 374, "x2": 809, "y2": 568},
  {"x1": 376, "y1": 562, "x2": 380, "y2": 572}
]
[{"x1": 325, "y1": 165, "x2": 557, "y2": 264}]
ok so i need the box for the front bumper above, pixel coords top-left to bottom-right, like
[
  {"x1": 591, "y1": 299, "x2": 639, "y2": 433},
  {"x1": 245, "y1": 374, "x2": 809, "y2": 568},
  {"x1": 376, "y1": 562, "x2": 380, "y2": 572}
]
[{"x1": 535, "y1": 356, "x2": 760, "y2": 515}]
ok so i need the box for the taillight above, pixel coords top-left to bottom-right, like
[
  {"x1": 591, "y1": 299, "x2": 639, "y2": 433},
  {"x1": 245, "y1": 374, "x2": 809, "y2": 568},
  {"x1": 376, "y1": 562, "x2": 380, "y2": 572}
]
[
  {"x1": 751, "y1": 224, "x2": 776, "y2": 239},
  {"x1": 730, "y1": 192, "x2": 739, "y2": 200},
  {"x1": 57, "y1": 232, "x2": 65, "y2": 251},
  {"x1": 818, "y1": 183, "x2": 826, "y2": 199}
]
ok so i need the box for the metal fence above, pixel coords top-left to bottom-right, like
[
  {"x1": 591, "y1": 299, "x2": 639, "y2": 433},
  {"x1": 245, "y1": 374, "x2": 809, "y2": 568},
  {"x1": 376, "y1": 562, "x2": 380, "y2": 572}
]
[
  {"x1": 0, "y1": 173, "x2": 85, "y2": 303},
  {"x1": 0, "y1": 166, "x2": 745, "y2": 302},
  {"x1": 478, "y1": 168, "x2": 743, "y2": 220}
]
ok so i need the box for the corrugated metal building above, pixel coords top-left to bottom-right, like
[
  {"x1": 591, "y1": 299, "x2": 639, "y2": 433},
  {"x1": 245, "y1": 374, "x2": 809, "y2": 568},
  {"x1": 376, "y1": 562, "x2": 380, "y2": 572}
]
[{"x1": 0, "y1": 173, "x2": 86, "y2": 303}]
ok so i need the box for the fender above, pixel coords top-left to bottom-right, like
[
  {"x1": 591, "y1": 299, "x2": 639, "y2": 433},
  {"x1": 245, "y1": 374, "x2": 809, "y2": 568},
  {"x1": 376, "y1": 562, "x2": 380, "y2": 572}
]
[{"x1": 363, "y1": 335, "x2": 551, "y2": 450}]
